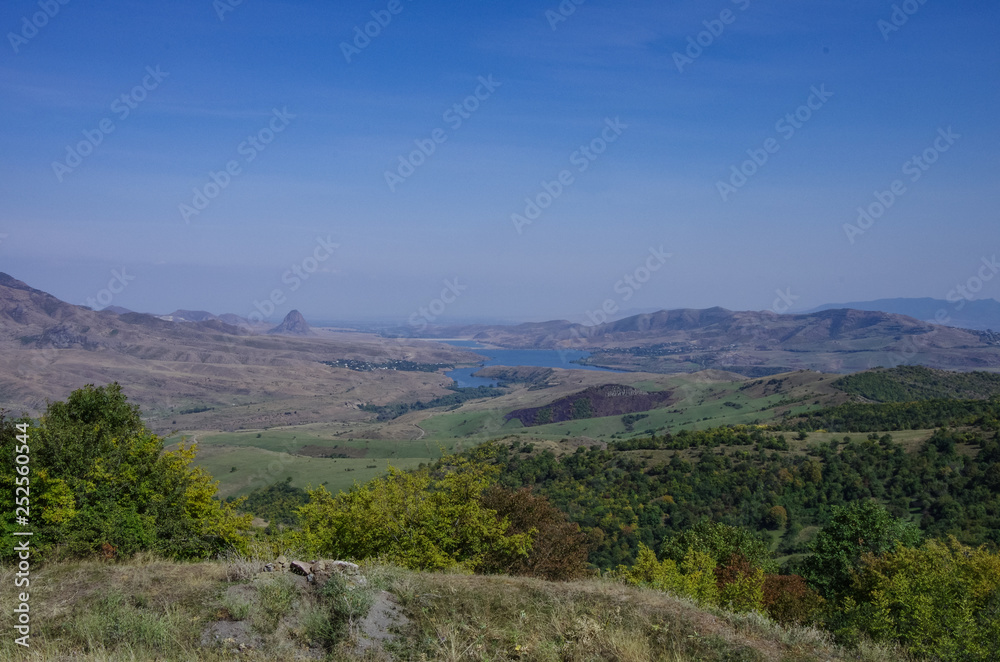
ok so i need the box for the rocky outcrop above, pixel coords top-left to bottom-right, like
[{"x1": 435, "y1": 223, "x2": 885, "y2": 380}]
[
  {"x1": 263, "y1": 557, "x2": 366, "y2": 589},
  {"x1": 267, "y1": 309, "x2": 315, "y2": 336},
  {"x1": 251, "y1": 556, "x2": 403, "y2": 658}
]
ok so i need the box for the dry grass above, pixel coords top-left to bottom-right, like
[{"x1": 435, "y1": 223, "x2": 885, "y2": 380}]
[
  {"x1": 1, "y1": 557, "x2": 909, "y2": 662},
  {"x1": 389, "y1": 572, "x2": 849, "y2": 662}
]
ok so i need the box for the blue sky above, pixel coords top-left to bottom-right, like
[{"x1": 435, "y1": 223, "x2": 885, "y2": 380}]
[{"x1": 1, "y1": 0, "x2": 997, "y2": 324}]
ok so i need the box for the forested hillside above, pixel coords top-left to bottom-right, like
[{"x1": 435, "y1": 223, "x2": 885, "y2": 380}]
[
  {"x1": 6, "y1": 381, "x2": 1000, "y2": 660},
  {"x1": 833, "y1": 365, "x2": 1000, "y2": 402},
  {"x1": 471, "y1": 419, "x2": 1000, "y2": 570}
]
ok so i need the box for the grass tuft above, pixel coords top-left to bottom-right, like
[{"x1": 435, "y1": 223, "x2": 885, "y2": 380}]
[{"x1": 0, "y1": 556, "x2": 910, "y2": 661}]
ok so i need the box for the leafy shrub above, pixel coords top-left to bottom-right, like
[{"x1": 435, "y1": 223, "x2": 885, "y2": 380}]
[
  {"x1": 761, "y1": 574, "x2": 824, "y2": 625},
  {"x1": 838, "y1": 537, "x2": 1000, "y2": 661},
  {"x1": 660, "y1": 520, "x2": 777, "y2": 573},
  {"x1": 614, "y1": 543, "x2": 718, "y2": 606},
  {"x1": 297, "y1": 455, "x2": 533, "y2": 571},
  {"x1": 714, "y1": 554, "x2": 764, "y2": 613},
  {"x1": 478, "y1": 486, "x2": 591, "y2": 580},
  {"x1": 802, "y1": 500, "x2": 920, "y2": 601},
  {"x1": 0, "y1": 384, "x2": 251, "y2": 562}
]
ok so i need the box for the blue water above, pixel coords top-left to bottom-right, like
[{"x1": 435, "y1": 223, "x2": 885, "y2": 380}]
[{"x1": 442, "y1": 342, "x2": 622, "y2": 388}]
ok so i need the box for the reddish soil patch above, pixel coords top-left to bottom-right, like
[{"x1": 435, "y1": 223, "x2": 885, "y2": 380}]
[{"x1": 506, "y1": 384, "x2": 673, "y2": 427}]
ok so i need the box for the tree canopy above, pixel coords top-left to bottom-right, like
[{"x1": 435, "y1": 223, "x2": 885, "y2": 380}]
[{"x1": 0, "y1": 383, "x2": 250, "y2": 561}]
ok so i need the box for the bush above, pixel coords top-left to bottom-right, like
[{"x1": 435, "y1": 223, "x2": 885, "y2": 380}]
[
  {"x1": 660, "y1": 520, "x2": 777, "y2": 573},
  {"x1": 0, "y1": 384, "x2": 251, "y2": 562},
  {"x1": 297, "y1": 455, "x2": 533, "y2": 571},
  {"x1": 802, "y1": 500, "x2": 920, "y2": 601},
  {"x1": 838, "y1": 537, "x2": 1000, "y2": 660},
  {"x1": 478, "y1": 486, "x2": 591, "y2": 580},
  {"x1": 614, "y1": 543, "x2": 719, "y2": 606},
  {"x1": 762, "y1": 574, "x2": 824, "y2": 625},
  {"x1": 715, "y1": 554, "x2": 764, "y2": 613}
]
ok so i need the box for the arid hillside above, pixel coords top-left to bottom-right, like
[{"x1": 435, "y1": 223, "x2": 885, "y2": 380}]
[{"x1": 0, "y1": 273, "x2": 480, "y2": 433}]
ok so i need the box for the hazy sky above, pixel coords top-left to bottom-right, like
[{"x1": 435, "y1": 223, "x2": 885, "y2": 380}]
[{"x1": 1, "y1": 0, "x2": 998, "y2": 325}]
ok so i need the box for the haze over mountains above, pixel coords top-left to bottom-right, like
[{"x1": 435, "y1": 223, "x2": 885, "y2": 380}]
[
  {"x1": 804, "y1": 297, "x2": 1000, "y2": 332},
  {"x1": 99, "y1": 297, "x2": 1000, "y2": 337},
  {"x1": 0, "y1": 273, "x2": 478, "y2": 429},
  {"x1": 418, "y1": 307, "x2": 1000, "y2": 376},
  {"x1": 3, "y1": 272, "x2": 1000, "y2": 428}
]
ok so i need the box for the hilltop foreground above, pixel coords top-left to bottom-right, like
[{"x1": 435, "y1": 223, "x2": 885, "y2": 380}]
[{"x1": 0, "y1": 554, "x2": 895, "y2": 662}]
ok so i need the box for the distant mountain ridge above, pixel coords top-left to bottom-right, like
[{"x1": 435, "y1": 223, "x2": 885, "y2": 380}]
[
  {"x1": 421, "y1": 306, "x2": 1000, "y2": 374},
  {"x1": 0, "y1": 272, "x2": 479, "y2": 424},
  {"x1": 100, "y1": 305, "x2": 262, "y2": 329},
  {"x1": 433, "y1": 306, "x2": 941, "y2": 347},
  {"x1": 804, "y1": 297, "x2": 1000, "y2": 331},
  {"x1": 160, "y1": 309, "x2": 220, "y2": 323}
]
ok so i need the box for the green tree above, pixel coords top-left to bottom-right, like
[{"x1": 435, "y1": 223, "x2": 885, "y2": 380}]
[
  {"x1": 478, "y1": 485, "x2": 591, "y2": 580},
  {"x1": 0, "y1": 384, "x2": 250, "y2": 561},
  {"x1": 764, "y1": 505, "x2": 788, "y2": 530},
  {"x1": 659, "y1": 520, "x2": 776, "y2": 573},
  {"x1": 572, "y1": 398, "x2": 592, "y2": 420},
  {"x1": 230, "y1": 479, "x2": 309, "y2": 526},
  {"x1": 614, "y1": 543, "x2": 719, "y2": 606},
  {"x1": 802, "y1": 500, "x2": 920, "y2": 601},
  {"x1": 841, "y1": 537, "x2": 1000, "y2": 660},
  {"x1": 297, "y1": 455, "x2": 533, "y2": 571}
]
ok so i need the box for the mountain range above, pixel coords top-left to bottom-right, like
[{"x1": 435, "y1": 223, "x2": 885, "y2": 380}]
[
  {"x1": 3, "y1": 272, "x2": 1000, "y2": 428},
  {"x1": 0, "y1": 273, "x2": 477, "y2": 429},
  {"x1": 419, "y1": 306, "x2": 1000, "y2": 375},
  {"x1": 803, "y1": 297, "x2": 1000, "y2": 331}
]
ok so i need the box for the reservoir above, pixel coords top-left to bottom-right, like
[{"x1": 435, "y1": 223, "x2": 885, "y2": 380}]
[{"x1": 441, "y1": 341, "x2": 623, "y2": 388}]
